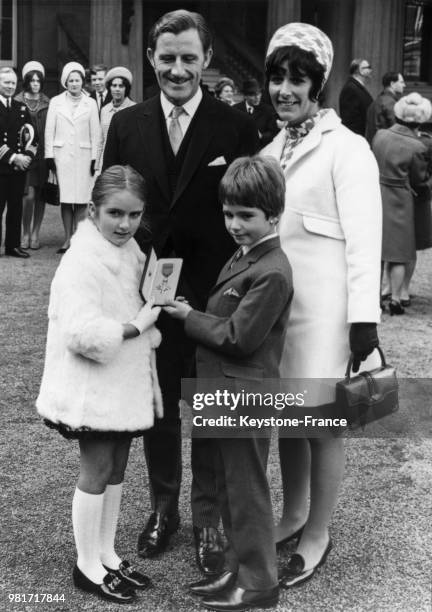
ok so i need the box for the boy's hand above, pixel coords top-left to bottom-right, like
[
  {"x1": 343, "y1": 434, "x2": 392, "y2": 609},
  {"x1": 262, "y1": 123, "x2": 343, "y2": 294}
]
[
  {"x1": 130, "y1": 298, "x2": 161, "y2": 333},
  {"x1": 163, "y1": 297, "x2": 192, "y2": 320}
]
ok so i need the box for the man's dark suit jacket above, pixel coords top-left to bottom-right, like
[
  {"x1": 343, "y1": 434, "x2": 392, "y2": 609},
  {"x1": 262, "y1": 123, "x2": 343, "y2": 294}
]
[
  {"x1": 339, "y1": 76, "x2": 373, "y2": 136},
  {"x1": 233, "y1": 101, "x2": 279, "y2": 147},
  {"x1": 103, "y1": 93, "x2": 259, "y2": 308},
  {"x1": 90, "y1": 90, "x2": 112, "y2": 114}
]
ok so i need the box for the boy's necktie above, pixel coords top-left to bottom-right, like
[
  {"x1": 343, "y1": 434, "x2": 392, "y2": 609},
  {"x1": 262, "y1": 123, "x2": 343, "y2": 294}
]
[
  {"x1": 229, "y1": 247, "x2": 244, "y2": 269},
  {"x1": 168, "y1": 106, "x2": 185, "y2": 154}
]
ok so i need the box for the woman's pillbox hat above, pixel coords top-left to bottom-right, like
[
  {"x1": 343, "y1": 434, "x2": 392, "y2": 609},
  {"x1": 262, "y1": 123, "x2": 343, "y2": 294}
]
[
  {"x1": 266, "y1": 22, "x2": 334, "y2": 83},
  {"x1": 104, "y1": 66, "x2": 133, "y2": 87},
  {"x1": 22, "y1": 61, "x2": 45, "y2": 79},
  {"x1": 60, "y1": 62, "x2": 86, "y2": 88},
  {"x1": 394, "y1": 93, "x2": 432, "y2": 124}
]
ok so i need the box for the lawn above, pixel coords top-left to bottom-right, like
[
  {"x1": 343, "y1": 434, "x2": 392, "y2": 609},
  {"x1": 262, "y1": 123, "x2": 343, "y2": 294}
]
[{"x1": 1, "y1": 206, "x2": 431, "y2": 611}]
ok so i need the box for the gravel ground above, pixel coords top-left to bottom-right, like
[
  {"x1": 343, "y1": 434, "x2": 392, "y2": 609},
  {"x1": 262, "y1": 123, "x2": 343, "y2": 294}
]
[{"x1": 1, "y1": 206, "x2": 431, "y2": 612}]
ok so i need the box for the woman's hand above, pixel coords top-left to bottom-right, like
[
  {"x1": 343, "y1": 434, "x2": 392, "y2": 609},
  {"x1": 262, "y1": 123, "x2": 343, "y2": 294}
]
[
  {"x1": 349, "y1": 322, "x2": 379, "y2": 372},
  {"x1": 163, "y1": 297, "x2": 192, "y2": 320},
  {"x1": 130, "y1": 299, "x2": 161, "y2": 334}
]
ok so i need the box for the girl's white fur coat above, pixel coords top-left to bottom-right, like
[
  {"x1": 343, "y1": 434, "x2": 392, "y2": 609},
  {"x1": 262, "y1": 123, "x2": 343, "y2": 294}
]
[{"x1": 36, "y1": 219, "x2": 163, "y2": 432}]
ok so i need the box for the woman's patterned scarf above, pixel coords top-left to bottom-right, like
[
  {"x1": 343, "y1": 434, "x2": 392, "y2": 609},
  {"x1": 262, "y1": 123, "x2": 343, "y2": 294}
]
[{"x1": 280, "y1": 109, "x2": 329, "y2": 170}]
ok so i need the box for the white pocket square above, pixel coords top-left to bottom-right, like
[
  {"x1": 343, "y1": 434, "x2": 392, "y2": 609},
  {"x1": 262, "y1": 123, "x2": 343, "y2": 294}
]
[
  {"x1": 223, "y1": 287, "x2": 241, "y2": 298},
  {"x1": 208, "y1": 156, "x2": 227, "y2": 167}
]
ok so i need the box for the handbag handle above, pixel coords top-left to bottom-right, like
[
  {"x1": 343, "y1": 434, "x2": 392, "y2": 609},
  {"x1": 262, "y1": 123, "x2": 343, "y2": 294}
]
[{"x1": 344, "y1": 346, "x2": 386, "y2": 380}]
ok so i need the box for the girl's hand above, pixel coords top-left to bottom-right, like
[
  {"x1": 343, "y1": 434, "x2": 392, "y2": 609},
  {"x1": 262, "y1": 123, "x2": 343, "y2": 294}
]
[
  {"x1": 163, "y1": 298, "x2": 192, "y2": 320},
  {"x1": 130, "y1": 299, "x2": 161, "y2": 333}
]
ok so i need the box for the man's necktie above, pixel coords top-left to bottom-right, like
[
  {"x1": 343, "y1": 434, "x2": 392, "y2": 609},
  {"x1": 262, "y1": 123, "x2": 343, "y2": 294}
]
[
  {"x1": 248, "y1": 107, "x2": 253, "y2": 114},
  {"x1": 98, "y1": 93, "x2": 104, "y2": 115},
  {"x1": 6, "y1": 98, "x2": 10, "y2": 110},
  {"x1": 168, "y1": 106, "x2": 185, "y2": 155}
]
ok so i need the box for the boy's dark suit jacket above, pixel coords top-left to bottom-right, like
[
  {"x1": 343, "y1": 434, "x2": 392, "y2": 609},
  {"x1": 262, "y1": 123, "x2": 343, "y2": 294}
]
[
  {"x1": 185, "y1": 236, "x2": 293, "y2": 379},
  {"x1": 233, "y1": 101, "x2": 279, "y2": 147},
  {"x1": 184, "y1": 236, "x2": 293, "y2": 589},
  {"x1": 102, "y1": 91, "x2": 259, "y2": 525}
]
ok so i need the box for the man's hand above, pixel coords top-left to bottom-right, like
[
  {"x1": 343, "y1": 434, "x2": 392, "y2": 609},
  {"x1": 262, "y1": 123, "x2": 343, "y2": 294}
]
[
  {"x1": 163, "y1": 297, "x2": 192, "y2": 320},
  {"x1": 13, "y1": 154, "x2": 31, "y2": 171}
]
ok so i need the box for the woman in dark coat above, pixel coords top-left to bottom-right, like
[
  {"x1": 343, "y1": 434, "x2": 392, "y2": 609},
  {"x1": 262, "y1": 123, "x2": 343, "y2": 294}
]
[
  {"x1": 372, "y1": 93, "x2": 432, "y2": 314},
  {"x1": 15, "y1": 61, "x2": 50, "y2": 249}
]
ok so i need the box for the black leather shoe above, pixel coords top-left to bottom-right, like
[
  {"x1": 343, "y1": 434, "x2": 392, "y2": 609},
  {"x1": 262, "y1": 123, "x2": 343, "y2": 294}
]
[
  {"x1": 276, "y1": 525, "x2": 305, "y2": 551},
  {"x1": 279, "y1": 538, "x2": 332, "y2": 588},
  {"x1": 189, "y1": 570, "x2": 236, "y2": 596},
  {"x1": 202, "y1": 584, "x2": 279, "y2": 611},
  {"x1": 137, "y1": 511, "x2": 180, "y2": 558},
  {"x1": 72, "y1": 565, "x2": 135, "y2": 603},
  {"x1": 103, "y1": 560, "x2": 152, "y2": 589},
  {"x1": 5, "y1": 247, "x2": 30, "y2": 258},
  {"x1": 194, "y1": 526, "x2": 225, "y2": 575}
]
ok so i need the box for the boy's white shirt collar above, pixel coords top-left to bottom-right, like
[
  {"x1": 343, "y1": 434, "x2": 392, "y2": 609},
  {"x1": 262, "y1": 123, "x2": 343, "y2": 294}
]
[
  {"x1": 160, "y1": 87, "x2": 203, "y2": 120},
  {"x1": 242, "y1": 231, "x2": 278, "y2": 255}
]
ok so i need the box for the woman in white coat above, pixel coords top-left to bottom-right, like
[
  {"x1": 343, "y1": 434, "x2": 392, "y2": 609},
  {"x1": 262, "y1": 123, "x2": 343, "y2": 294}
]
[
  {"x1": 45, "y1": 62, "x2": 99, "y2": 253},
  {"x1": 261, "y1": 24, "x2": 382, "y2": 587},
  {"x1": 37, "y1": 166, "x2": 162, "y2": 603}
]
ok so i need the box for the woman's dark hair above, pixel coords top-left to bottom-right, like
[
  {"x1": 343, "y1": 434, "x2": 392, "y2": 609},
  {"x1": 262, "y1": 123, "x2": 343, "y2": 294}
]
[
  {"x1": 107, "y1": 76, "x2": 131, "y2": 98},
  {"x1": 265, "y1": 45, "x2": 326, "y2": 103},
  {"x1": 219, "y1": 155, "x2": 285, "y2": 218},
  {"x1": 92, "y1": 165, "x2": 148, "y2": 232},
  {"x1": 23, "y1": 70, "x2": 44, "y2": 93}
]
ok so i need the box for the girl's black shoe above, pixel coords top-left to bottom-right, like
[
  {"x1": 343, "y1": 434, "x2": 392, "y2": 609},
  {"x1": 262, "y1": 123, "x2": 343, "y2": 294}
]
[
  {"x1": 72, "y1": 565, "x2": 135, "y2": 603},
  {"x1": 103, "y1": 560, "x2": 152, "y2": 589},
  {"x1": 388, "y1": 300, "x2": 405, "y2": 316}
]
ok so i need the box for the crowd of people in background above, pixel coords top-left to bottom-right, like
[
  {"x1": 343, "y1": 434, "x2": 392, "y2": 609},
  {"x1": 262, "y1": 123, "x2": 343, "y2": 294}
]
[{"x1": 0, "y1": 8, "x2": 432, "y2": 611}]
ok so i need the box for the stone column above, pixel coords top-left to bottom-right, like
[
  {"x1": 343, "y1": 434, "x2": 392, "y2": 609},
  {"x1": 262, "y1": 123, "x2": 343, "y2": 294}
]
[
  {"x1": 352, "y1": 0, "x2": 405, "y2": 97},
  {"x1": 266, "y1": 0, "x2": 301, "y2": 43},
  {"x1": 318, "y1": 0, "x2": 355, "y2": 110},
  {"x1": 90, "y1": 0, "x2": 143, "y2": 101}
]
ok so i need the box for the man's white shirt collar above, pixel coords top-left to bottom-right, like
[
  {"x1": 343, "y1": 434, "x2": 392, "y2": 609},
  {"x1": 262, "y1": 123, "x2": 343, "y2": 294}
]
[
  {"x1": 160, "y1": 87, "x2": 203, "y2": 120},
  {"x1": 0, "y1": 94, "x2": 10, "y2": 107}
]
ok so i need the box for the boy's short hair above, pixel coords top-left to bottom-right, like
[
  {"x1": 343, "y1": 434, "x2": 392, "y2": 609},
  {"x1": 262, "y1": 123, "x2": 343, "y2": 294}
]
[{"x1": 219, "y1": 155, "x2": 285, "y2": 218}]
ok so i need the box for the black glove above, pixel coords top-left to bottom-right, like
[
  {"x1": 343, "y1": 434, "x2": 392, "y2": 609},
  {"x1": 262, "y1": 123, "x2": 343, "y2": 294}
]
[
  {"x1": 349, "y1": 322, "x2": 379, "y2": 373},
  {"x1": 46, "y1": 158, "x2": 56, "y2": 173},
  {"x1": 90, "y1": 160, "x2": 96, "y2": 176}
]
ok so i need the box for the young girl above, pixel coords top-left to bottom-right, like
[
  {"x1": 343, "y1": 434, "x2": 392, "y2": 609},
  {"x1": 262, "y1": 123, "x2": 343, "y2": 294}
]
[{"x1": 36, "y1": 165, "x2": 162, "y2": 604}]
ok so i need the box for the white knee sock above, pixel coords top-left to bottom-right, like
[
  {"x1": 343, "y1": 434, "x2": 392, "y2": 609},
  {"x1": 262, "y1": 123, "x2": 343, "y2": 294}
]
[
  {"x1": 72, "y1": 488, "x2": 106, "y2": 584},
  {"x1": 100, "y1": 483, "x2": 123, "y2": 570}
]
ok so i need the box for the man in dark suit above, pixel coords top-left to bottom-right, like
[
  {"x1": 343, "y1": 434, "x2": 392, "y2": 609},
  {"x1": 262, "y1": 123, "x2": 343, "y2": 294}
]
[
  {"x1": 339, "y1": 58, "x2": 373, "y2": 135},
  {"x1": 90, "y1": 64, "x2": 112, "y2": 117},
  {"x1": 0, "y1": 67, "x2": 37, "y2": 258},
  {"x1": 103, "y1": 9, "x2": 258, "y2": 574},
  {"x1": 365, "y1": 71, "x2": 405, "y2": 144},
  {"x1": 234, "y1": 79, "x2": 279, "y2": 147}
]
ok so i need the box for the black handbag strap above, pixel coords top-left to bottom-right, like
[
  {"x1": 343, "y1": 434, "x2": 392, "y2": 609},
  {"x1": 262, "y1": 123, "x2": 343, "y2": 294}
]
[{"x1": 344, "y1": 346, "x2": 386, "y2": 380}]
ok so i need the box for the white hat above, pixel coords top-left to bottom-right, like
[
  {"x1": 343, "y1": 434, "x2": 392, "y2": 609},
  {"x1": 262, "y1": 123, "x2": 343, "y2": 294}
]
[
  {"x1": 22, "y1": 61, "x2": 45, "y2": 79},
  {"x1": 104, "y1": 66, "x2": 133, "y2": 87},
  {"x1": 60, "y1": 61, "x2": 85, "y2": 89},
  {"x1": 394, "y1": 92, "x2": 432, "y2": 124},
  {"x1": 266, "y1": 22, "x2": 334, "y2": 83}
]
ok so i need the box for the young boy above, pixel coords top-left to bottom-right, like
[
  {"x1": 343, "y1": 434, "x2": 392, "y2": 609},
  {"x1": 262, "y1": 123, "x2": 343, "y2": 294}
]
[{"x1": 164, "y1": 155, "x2": 293, "y2": 612}]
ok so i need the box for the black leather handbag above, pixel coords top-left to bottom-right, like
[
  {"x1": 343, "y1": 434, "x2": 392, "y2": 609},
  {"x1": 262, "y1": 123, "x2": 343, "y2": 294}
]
[
  {"x1": 336, "y1": 347, "x2": 399, "y2": 430},
  {"x1": 42, "y1": 170, "x2": 59, "y2": 206}
]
